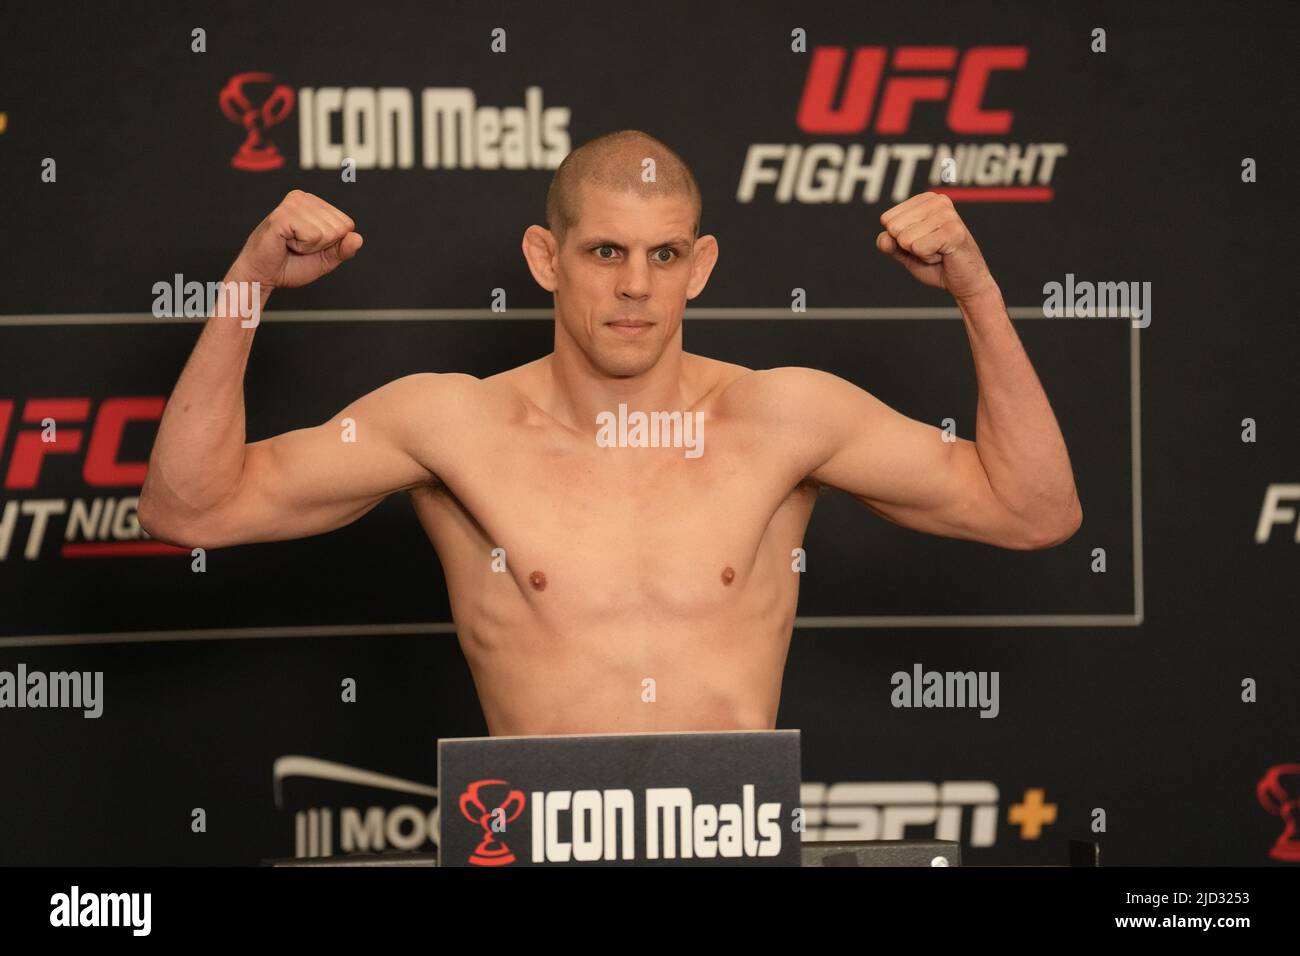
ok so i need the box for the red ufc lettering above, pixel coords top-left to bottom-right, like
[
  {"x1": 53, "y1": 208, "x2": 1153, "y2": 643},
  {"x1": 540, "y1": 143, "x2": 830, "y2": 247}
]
[
  {"x1": 797, "y1": 45, "x2": 1028, "y2": 135},
  {"x1": 948, "y1": 46, "x2": 1027, "y2": 133},
  {"x1": 84, "y1": 398, "x2": 165, "y2": 485},
  {"x1": 2, "y1": 397, "x2": 164, "y2": 489},
  {"x1": 877, "y1": 47, "x2": 958, "y2": 135},
  {"x1": 5, "y1": 398, "x2": 89, "y2": 489}
]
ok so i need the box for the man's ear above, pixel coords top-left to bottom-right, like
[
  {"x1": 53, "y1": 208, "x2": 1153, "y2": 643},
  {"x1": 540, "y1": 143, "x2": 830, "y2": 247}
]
[
  {"x1": 522, "y1": 225, "x2": 559, "y2": 293},
  {"x1": 686, "y1": 234, "x2": 719, "y2": 300}
]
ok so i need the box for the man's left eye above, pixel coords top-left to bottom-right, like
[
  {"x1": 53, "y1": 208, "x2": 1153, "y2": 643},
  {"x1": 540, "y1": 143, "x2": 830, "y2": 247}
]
[{"x1": 653, "y1": 248, "x2": 676, "y2": 263}]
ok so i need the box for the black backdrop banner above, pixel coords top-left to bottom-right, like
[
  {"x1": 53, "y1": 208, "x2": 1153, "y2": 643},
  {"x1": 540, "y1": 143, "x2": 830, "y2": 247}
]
[{"x1": 0, "y1": 0, "x2": 1296, "y2": 866}]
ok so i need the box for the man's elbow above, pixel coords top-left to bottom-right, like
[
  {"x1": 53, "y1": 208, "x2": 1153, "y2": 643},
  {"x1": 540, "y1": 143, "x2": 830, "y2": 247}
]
[
  {"x1": 137, "y1": 504, "x2": 187, "y2": 549},
  {"x1": 137, "y1": 494, "x2": 170, "y2": 543},
  {"x1": 138, "y1": 497, "x2": 216, "y2": 550},
  {"x1": 1017, "y1": 499, "x2": 1083, "y2": 550}
]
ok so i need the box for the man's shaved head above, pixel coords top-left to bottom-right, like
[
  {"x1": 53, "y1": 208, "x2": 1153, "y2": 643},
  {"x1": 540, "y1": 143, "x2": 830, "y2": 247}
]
[
  {"x1": 522, "y1": 129, "x2": 718, "y2": 380},
  {"x1": 545, "y1": 130, "x2": 702, "y2": 245}
]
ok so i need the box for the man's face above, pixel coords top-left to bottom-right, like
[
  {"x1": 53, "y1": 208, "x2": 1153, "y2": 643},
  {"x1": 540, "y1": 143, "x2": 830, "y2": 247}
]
[{"x1": 536, "y1": 185, "x2": 717, "y2": 377}]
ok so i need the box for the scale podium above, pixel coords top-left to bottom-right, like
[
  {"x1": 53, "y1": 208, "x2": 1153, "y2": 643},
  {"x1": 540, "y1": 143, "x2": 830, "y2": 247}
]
[{"x1": 439, "y1": 729, "x2": 802, "y2": 866}]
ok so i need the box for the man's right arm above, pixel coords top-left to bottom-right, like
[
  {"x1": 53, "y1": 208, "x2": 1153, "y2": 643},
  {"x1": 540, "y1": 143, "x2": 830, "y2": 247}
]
[{"x1": 138, "y1": 190, "x2": 450, "y2": 549}]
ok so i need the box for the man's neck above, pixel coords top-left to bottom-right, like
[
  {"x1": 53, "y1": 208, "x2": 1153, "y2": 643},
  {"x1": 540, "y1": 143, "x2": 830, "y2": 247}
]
[{"x1": 544, "y1": 337, "x2": 697, "y2": 437}]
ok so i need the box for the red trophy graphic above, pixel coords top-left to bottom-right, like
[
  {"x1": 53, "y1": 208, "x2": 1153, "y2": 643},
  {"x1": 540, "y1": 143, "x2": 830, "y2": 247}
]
[
  {"x1": 459, "y1": 779, "x2": 526, "y2": 866},
  {"x1": 1257, "y1": 763, "x2": 1300, "y2": 862},
  {"x1": 219, "y1": 72, "x2": 295, "y2": 171}
]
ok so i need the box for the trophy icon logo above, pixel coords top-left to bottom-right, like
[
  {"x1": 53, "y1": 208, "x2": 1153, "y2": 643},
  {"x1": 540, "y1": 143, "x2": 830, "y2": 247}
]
[
  {"x1": 1257, "y1": 763, "x2": 1300, "y2": 862},
  {"x1": 219, "y1": 72, "x2": 295, "y2": 172},
  {"x1": 459, "y1": 779, "x2": 526, "y2": 866}
]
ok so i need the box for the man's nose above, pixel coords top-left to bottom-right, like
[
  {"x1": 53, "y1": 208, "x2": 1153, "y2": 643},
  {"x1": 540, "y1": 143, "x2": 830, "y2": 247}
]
[{"x1": 616, "y1": 256, "x2": 651, "y2": 298}]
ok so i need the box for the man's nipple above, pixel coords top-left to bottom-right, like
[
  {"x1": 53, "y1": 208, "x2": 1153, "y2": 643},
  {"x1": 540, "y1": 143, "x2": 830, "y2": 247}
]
[
  {"x1": 721, "y1": 566, "x2": 735, "y2": 586},
  {"x1": 529, "y1": 570, "x2": 547, "y2": 592}
]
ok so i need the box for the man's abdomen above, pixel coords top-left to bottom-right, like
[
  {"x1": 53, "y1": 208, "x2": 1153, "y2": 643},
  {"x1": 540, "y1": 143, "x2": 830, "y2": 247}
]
[{"x1": 456, "y1": 593, "x2": 797, "y2": 737}]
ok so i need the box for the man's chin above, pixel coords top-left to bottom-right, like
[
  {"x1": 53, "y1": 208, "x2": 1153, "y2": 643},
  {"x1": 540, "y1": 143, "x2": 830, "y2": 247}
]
[{"x1": 593, "y1": 346, "x2": 661, "y2": 378}]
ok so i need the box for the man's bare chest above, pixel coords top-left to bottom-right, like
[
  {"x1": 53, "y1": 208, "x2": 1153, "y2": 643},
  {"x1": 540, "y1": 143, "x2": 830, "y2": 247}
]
[{"x1": 412, "y1": 427, "x2": 815, "y2": 617}]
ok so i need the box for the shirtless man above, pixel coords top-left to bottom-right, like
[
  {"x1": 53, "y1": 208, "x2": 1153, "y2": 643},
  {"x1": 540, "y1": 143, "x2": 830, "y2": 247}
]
[{"x1": 139, "y1": 130, "x2": 1081, "y2": 737}]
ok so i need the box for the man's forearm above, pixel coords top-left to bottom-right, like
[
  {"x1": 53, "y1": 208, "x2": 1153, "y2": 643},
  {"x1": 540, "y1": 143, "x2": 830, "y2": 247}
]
[
  {"x1": 140, "y1": 271, "x2": 270, "y2": 529},
  {"x1": 140, "y1": 190, "x2": 363, "y2": 540},
  {"x1": 957, "y1": 282, "x2": 1081, "y2": 537}
]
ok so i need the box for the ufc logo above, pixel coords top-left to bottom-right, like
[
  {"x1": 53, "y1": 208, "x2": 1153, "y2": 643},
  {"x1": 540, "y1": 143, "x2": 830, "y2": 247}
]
[
  {"x1": 0, "y1": 397, "x2": 164, "y2": 489},
  {"x1": 797, "y1": 46, "x2": 1028, "y2": 135}
]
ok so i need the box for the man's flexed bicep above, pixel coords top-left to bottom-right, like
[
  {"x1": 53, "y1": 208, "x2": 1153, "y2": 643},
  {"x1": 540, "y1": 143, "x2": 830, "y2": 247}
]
[
  {"x1": 768, "y1": 367, "x2": 1046, "y2": 550},
  {"x1": 142, "y1": 372, "x2": 459, "y2": 549}
]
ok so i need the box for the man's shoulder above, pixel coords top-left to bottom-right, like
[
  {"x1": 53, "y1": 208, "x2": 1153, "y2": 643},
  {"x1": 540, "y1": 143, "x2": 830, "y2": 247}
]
[
  {"x1": 377, "y1": 371, "x2": 483, "y2": 406},
  {"x1": 713, "y1": 364, "x2": 850, "y2": 417},
  {"x1": 364, "y1": 371, "x2": 504, "y2": 435},
  {"x1": 707, "y1": 363, "x2": 855, "y2": 493}
]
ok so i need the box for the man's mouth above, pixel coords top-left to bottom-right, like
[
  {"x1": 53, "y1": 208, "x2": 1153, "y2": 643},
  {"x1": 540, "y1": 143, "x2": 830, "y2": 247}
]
[{"x1": 607, "y1": 318, "x2": 654, "y2": 335}]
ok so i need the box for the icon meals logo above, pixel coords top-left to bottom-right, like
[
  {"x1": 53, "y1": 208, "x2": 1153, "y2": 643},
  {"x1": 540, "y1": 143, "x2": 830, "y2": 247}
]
[
  {"x1": 219, "y1": 72, "x2": 295, "y2": 171},
  {"x1": 460, "y1": 780, "x2": 527, "y2": 866},
  {"x1": 219, "y1": 73, "x2": 573, "y2": 173},
  {"x1": 1257, "y1": 763, "x2": 1300, "y2": 862},
  {"x1": 457, "y1": 782, "x2": 784, "y2": 864}
]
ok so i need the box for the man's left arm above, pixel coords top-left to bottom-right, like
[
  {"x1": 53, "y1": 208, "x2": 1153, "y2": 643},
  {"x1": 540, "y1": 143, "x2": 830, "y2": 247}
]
[{"x1": 789, "y1": 192, "x2": 1081, "y2": 550}]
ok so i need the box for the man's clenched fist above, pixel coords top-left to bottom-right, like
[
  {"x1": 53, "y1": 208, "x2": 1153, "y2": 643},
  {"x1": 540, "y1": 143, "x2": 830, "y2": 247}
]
[
  {"x1": 876, "y1": 192, "x2": 995, "y2": 301},
  {"x1": 231, "y1": 189, "x2": 363, "y2": 290}
]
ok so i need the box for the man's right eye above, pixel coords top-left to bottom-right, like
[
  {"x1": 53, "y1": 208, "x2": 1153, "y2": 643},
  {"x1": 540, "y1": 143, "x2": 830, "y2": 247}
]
[{"x1": 594, "y1": 246, "x2": 617, "y2": 259}]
